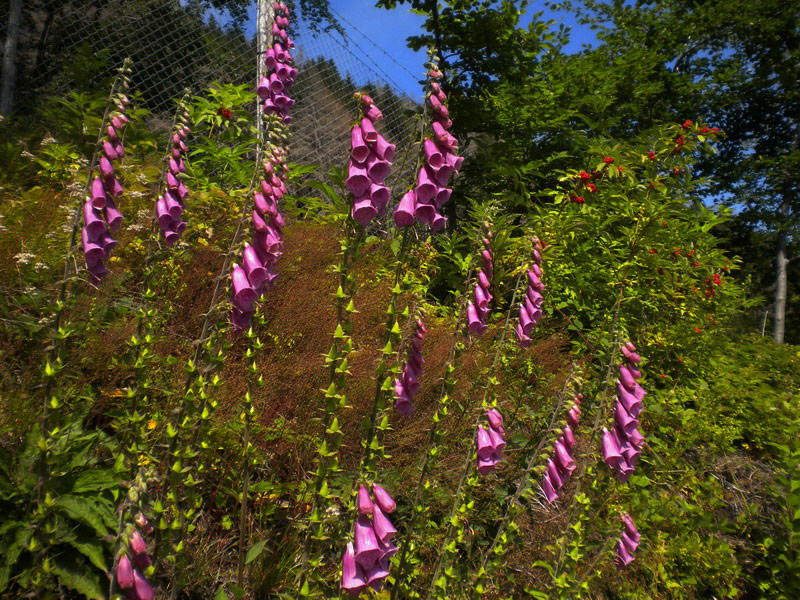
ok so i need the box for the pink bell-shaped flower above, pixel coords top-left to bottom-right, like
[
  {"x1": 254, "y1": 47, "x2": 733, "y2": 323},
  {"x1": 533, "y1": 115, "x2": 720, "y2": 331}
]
[
  {"x1": 341, "y1": 542, "x2": 367, "y2": 596},
  {"x1": 357, "y1": 484, "x2": 374, "y2": 515},
  {"x1": 354, "y1": 515, "x2": 382, "y2": 570},
  {"x1": 393, "y1": 190, "x2": 416, "y2": 227},
  {"x1": 372, "y1": 484, "x2": 396, "y2": 514}
]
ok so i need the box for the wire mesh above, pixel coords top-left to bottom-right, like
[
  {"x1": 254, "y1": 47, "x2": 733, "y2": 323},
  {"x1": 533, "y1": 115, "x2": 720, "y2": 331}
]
[{"x1": 1, "y1": 0, "x2": 422, "y2": 178}]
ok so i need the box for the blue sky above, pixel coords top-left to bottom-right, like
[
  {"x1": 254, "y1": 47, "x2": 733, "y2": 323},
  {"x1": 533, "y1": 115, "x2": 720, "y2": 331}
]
[
  {"x1": 313, "y1": 1, "x2": 598, "y2": 96},
  {"x1": 233, "y1": 1, "x2": 598, "y2": 98}
]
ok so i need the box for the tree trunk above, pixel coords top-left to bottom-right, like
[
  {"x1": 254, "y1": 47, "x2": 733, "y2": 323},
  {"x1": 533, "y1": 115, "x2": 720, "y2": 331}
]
[
  {"x1": 773, "y1": 125, "x2": 798, "y2": 343},
  {"x1": 1, "y1": 0, "x2": 23, "y2": 116},
  {"x1": 773, "y1": 224, "x2": 788, "y2": 343}
]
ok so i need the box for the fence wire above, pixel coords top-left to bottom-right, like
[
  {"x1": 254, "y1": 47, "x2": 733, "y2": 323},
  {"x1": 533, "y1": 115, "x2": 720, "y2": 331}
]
[{"x1": 2, "y1": 0, "x2": 422, "y2": 179}]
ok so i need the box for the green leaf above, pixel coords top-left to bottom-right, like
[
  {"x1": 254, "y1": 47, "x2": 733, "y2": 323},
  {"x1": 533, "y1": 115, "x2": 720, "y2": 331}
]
[
  {"x1": 67, "y1": 533, "x2": 109, "y2": 572},
  {"x1": 52, "y1": 555, "x2": 105, "y2": 600},
  {"x1": 72, "y1": 469, "x2": 121, "y2": 493},
  {"x1": 245, "y1": 539, "x2": 267, "y2": 564},
  {"x1": 52, "y1": 495, "x2": 113, "y2": 538}
]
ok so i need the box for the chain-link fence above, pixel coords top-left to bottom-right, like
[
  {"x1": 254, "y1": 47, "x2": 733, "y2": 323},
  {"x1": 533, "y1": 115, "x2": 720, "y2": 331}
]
[{"x1": 2, "y1": 0, "x2": 422, "y2": 178}]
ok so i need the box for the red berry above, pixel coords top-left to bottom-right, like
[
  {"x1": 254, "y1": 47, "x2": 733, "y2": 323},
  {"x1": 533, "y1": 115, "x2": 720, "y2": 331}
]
[
  {"x1": 699, "y1": 126, "x2": 710, "y2": 134},
  {"x1": 694, "y1": 327, "x2": 702, "y2": 333},
  {"x1": 647, "y1": 151, "x2": 656, "y2": 160},
  {"x1": 657, "y1": 268, "x2": 665, "y2": 275},
  {"x1": 586, "y1": 183, "x2": 597, "y2": 193},
  {"x1": 603, "y1": 156, "x2": 614, "y2": 164},
  {"x1": 682, "y1": 119, "x2": 693, "y2": 128},
  {"x1": 571, "y1": 195, "x2": 585, "y2": 204},
  {"x1": 649, "y1": 249, "x2": 657, "y2": 254},
  {"x1": 579, "y1": 170, "x2": 591, "y2": 181}
]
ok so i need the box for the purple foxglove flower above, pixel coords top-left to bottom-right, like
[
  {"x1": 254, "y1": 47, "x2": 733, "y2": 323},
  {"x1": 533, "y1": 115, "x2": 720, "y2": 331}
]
[
  {"x1": 341, "y1": 542, "x2": 367, "y2": 596},
  {"x1": 437, "y1": 115, "x2": 454, "y2": 130},
  {"x1": 171, "y1": 146, "x2": 181, "y2": 159},
  {"x1": 130, "y1": 531, "x2": 147, "y2": 555},
  {"x1": 519, "y1": 305, "x2": 534, "y2": 335},
  {"x1": 621, "y1": 531, "x2": 639, "y2": 553},
  {"x1": 541, "y1": 472, "x2": 558, "y2": 503},
  {"x1": 99, "y1": 232, "x2": 117, "y2": 257},
  {"x1": 487, "y1": 426, "x2": 505, "y2": 454},
  {"x1": 345, "y1": 160, "x2": 371, "y2": 196},
  {"x1": 531, "y1": 263, "x2": 543, "y2": 278},
  {"x1": 616, "y1": 381, "x2": 643, "y2": 417},
  {"x1": 477, "y1": 270, "x2": 491, "y2": 290},
  {"x1": 434, "y1": 187, "x2": 452, "y2": 207},
  {"x1": 431, "y1": 211, "x2": 448, "y2": 232},
  {"x1": 232, "y1": 263, "x2": 257, "y2": 306},
  {"x1": 164, "y1": 191, "x2": 183, "y2": 219},
  {"x1": 621, "y1": 513, "x2": 640, "y2": 541},
  {"x1": 487, "y1": 408, "x2": 503, "y2": 430},
  {"x1": 351, "y1": 196, "x2": 378, "y2": 226},
  {"x1": 111, "y1": 116, "x2": 123, "y2": 130},
  {"x1": 432, "y1": 121, "x2": 449, "y2": 146},
  {"x1": 104, "y1": 175, "x2": 123, "y2": 198},
  {"x1": 264, "y1": 49, "x2": 277, "y2": 71},
  {"x1": 257, "y1": 76, "x2": 270, "y2": 99},
  {"x1": 602, "y1": 427, "x2": 624, "y2": 469},
  {"x1": 546, "y1": 459, "x2": 564, "y2": 489},
  {"x1": 166, "y1": 171, "x2": 179, "y2": 190},
  {"x1": 474, "y1": 285, "x2": 490, "y2": 312},
  {"x1": 111, "y1": 138, "x2": 125, "y2": 158},
  {"x1": 103, "y1": 140, "x2": 118, "y2": 160},
  {"x1": 476, "y1": 426, "x2": 494, "y2": 459},
  {"x1": 133, "y1": 552, "x2": 151, "y2": 570},
  {"x1": 176, "y1": 179, "x2": 189, "y2": 200},
  {"x1": 161, "y1": 228, "x2": 179, "y2": 248},
  {"x1": 625, "y1": 341, "x2": 636, "y2": 352},
  {"x1": 423, "y1": 138, "x2": 444, "y2": 169},
  {"x1": 615, "y1": 540, "x2": 635, "y2": 568},
  {"x1": 414, "y1": 166, "x2": 437, "y2": 203},
  {"x1": 99, "y1": 156, "x2": 114, "y2": 180},
  {"x1": 87, "y1": 260, "x2": 109, "y2": 282},
  {"x1": 82, "y1": 229, "x2": 104, "y2": 266},
  {"x1": 372, "y1": 484, "x2": 396, "y2": 514},
  {"x1": 374, "y1": 134, "x2": 395, "y2": 161},
  {"x1": 107, "y1": 125, "x2": 118, "y2": 140},
  {"x1": 554, "y1": 440, "x2": 576, "y2": 475},
  {"x1": 628, "y1": 364, "x2": 642, "y2": 380},
  {"x1": 273, "y1": 42, "x2": 288, "y2": 62},
  {"x1": 350, "y1": 125, "x2": 370, "y2": 163},
  {"x1": 230, "y1": 306, "x2": 255, "y2": 329},
  {"x1": 627, "y1": 351, "x2": 642, "y2": 364},
  {"x1": 515, "y1": 323, "x2": 532, "y2": 347},
  {"x1": 467, "y1": 302, "x2": 487, "y2": 336},
  {"x1": 366, "y1": 557, "x2": 390, "y2": 588},
  {"x1": 563, "y1": 425, "x2": 575, "y2": 447},
  {"x1": 414, "y1": 199, "x2": 437, "y2": 224},
  {"x1": 477, "y1": 454, "x2": 500, "y2": 475},
  {"x1": 254, "y1": 192, "x2": 278, "y2": 217},
  {"x1": 626, "y1": 425, "x2": 645, "y2": 448},
  {"x1": 243, "y1": 244, "x2": 268, "y2": 288},
  {"x1": 619, "y1": 365, "x2": 637, "y2": 389},
  {"x1": 90, "y1": 177, "x2": 107, "y2": 209},
  {"x1": 360, "y1": 117, "x2": 378, "y2": 144},
  {"x1": 372, "y1": 505, "x2": 396, "y2": 543},
  {"x1": 632, "y1": 381, "x2": 647, "y2": 401},
  {"x1": 104, "y1": 198, "x2": 123, "y2": 231},
  {"x1": 131, "y1": 570, "x2": 154, "y2": 600},
  {"x1": 565, "y1": 407, "x2": 577, "y2": 427},
  {"x1": 527, "y1": 287, "x2": 543, "y2": 307},
  {"x1": 432, "y1": 163, "x2": 453, "y2": 187},
  {"x1": 444, "y1": 151, "x2": 463, "y2": 173},
  {"x1": 527, "y1": 270, "x2": 544, "y2": 291},
  {"x1": 156, "y1": 196, "x2": 175, "y2": 227},
  {"x1": 357, "y1": 484, "x2": 374, "y2": 515},
  {"x1": 364, "y1": 104, "x2": 383, "y2": 122},
  {"x1": 614, "y1": 402, "x2": 638, "y2": 437},
  {"x1": 365, "y1": 154, "x2": 391, "y2": 184},
  {"x1": 354, "y1": 515, "x2": 382, "y2": 570},
  {"x1": 168, "y1": 157, "x2": 181, "y2": 175},
  {"x1": 393, "y1": 190, "x2": 416, "y2": 227},
  {"x1": 620, "y1": 441, "x2": 640, "y2": 465},
  {"x1": 116, "y1": 555, "x2": 134, "y2": 589},
  {"x1": 481, "y1": 248, "x2": 493, "y2": 267}
]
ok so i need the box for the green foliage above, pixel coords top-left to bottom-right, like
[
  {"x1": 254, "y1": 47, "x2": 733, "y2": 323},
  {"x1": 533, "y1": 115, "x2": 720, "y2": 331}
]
[{"x1": 0, "y1": 411, "x2": 121, "y2": 598}]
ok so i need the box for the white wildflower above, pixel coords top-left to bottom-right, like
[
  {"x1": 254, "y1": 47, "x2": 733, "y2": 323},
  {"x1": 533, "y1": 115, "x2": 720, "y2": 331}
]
[{"x1": 14, "y1": 252, "x2": 35, "y2": 265}]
